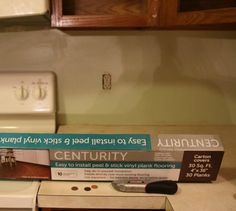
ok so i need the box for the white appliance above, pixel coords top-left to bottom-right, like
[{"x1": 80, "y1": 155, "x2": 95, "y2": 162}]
[
  {"x1": 38, "y1": 181, "x2": 174, "y2": 210},
  {"x1": 0, "y1": 71, "x2": 56, "y2": 211},
  {"x1": 0, "y1": 71, "x2": 55, "y2": 132},
  {"x1": 0, "y1": 0, "x2": 49, "y2": 19}
]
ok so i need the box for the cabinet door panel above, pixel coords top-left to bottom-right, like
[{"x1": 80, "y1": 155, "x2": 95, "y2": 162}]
[
  {"x1": 62, "y1": 0, "x2": 146, "y2": 16},
  {"x1": 161, "y1": 0, "x2": 236, "y2": 27},
  {"x1": 52, "y1": 0, "x2": 160, "y2": 28}
]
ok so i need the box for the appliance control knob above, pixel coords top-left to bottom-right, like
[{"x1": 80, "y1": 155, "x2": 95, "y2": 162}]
[
  {"x1": 33, "y1": 86, "x2": 47, "y2": 100},
  {"x1": 15, "y1": 86, "x2": 29, "y2": 100}
]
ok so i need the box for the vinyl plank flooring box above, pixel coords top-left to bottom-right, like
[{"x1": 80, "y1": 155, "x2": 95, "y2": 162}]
[
  {"x1": 0, "y1": 128, "x2": 224, "y2": 182},
  {"x1": 52, "y1": 126, "x2": 224, "y2": 182}
]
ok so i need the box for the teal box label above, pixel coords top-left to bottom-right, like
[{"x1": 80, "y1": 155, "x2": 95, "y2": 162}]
[{"x1": 0, "y1": 133, "x2": 151, "y2": 150}]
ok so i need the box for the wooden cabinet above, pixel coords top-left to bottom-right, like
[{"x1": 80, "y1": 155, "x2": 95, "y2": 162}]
[
  {"x1": 51, "y1": 0, "x2": 236, "y2": 28},
  {"x1": 51, "y1": 0, "x2": 160, "y2": 28},
  {"x1": 161, "y1": 0, "x2": 236, "y2": 27}
]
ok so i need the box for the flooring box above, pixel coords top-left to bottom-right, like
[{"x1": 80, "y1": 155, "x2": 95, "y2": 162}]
[{"x1": 50, "y1": 133, "x2": 224, "y2": 182}]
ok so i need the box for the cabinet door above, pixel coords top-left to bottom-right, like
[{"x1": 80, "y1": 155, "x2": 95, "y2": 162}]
[
  {"x1": 51, "y1": 0, "x2": 160, "y2": 28},
  {"x1": 161, "y1": 0, "x2": 236, "y2": 27}
]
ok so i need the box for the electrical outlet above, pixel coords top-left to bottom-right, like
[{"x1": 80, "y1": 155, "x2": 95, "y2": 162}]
[{"x1": 102, "y1": 73, "x2": 112, "y2": 90}]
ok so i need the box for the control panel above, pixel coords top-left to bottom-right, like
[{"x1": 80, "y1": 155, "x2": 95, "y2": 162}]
[{"x1": 0, "y1": 71, "x2": 56, "y2": 114}]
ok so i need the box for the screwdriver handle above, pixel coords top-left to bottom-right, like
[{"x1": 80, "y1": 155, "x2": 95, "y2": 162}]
[{"x1": 145, "y1": 180, "x2": 178, "y2": 194}]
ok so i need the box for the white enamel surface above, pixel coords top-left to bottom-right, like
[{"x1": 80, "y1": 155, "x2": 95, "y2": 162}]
[
  {"x1": 0, "y1": 181, "x2": 40, "y2": 208},
  {"x1": 0, "y1": 72, "x2": 55, "y2": 114},
  {"x1": 38, "y1": 181, "x2": 169, "y2": 209},
  {"x1": 0, "y1": 115, "x2": 56, "y2": 133},
  {"x1": 0, "y1": 0, "x2": 48, "y2": 18},
  {"x1": 0, "y1": 71, "x2": 56, "y2": 132}
]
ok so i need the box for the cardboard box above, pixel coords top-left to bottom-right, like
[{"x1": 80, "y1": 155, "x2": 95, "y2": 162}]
[
  {"x1": 50, "y1": 134, "x2": 224, "y2": 182},
  {"x1": 0, "y1": 132, "x2": 224, "y2": 182}
]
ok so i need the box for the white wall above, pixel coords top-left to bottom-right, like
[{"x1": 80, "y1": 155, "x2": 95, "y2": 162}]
[{"x1": 0, "y1": 27, "x2": 236, "y2": 125}]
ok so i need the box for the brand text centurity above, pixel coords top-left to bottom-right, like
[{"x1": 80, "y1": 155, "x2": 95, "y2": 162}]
[{"x1": 54, "y1": 151, "x2": 128, "y2": 161}]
